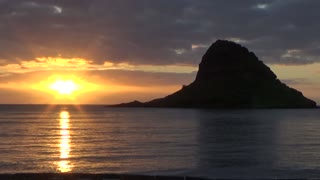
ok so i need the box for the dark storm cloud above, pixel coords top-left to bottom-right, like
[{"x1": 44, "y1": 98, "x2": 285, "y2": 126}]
[{"x1": 0, "y1": 0, "x2": 319, "y2": 65}]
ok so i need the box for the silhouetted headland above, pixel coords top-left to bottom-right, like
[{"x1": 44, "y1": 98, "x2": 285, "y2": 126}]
[{"x1": 108, "y1": 40, "x2": 317, "y2": 108}]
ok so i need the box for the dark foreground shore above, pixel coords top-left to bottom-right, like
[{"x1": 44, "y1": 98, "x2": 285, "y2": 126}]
[{"x1": 0, "y1": 173, "x2": 211, "y2": 180}]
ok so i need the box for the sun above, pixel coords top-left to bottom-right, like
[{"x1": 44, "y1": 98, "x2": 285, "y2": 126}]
[
  {"x1": 50, "y1": 80, "x2": 78, "y2": 95},
  {"x1": 32, "y1": 75, "x2": 99, "y2": 102}
]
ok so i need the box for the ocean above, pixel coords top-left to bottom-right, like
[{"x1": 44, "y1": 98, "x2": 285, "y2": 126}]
[{"x1": 0, "y1": 105, "x2": 319, "y2": 179}]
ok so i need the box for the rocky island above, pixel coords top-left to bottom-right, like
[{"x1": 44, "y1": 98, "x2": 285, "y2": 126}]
[{"x1": 108, "y1": 40, "x2": 317, "y2": 108}]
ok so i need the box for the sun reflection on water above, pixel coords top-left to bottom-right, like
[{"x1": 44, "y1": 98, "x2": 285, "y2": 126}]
[{"x1": 58, "y1": 111, "x2": 73, "y2": 172}]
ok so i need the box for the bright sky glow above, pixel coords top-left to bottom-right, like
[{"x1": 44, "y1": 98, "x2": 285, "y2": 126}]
[
  {"x1": 30, "y1": 75, "x2": 99, "y2": 103},
  {"x1": 0, "y1": 1, "x2": 319, "y2": 104},
  {"x1": 0, "y1": 55, "x2": 318, "y2": 104},
  {"x1": 0, "y1": 57, "x2": 196, "y2": 74},
  {"x1": 50, "y1": 80, "x2": 78, "y2": 95}
]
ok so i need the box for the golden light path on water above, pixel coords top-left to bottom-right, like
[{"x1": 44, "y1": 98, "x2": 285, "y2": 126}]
[{"x1": 58, "y1": 111, "x2": 73, "y2": 172}]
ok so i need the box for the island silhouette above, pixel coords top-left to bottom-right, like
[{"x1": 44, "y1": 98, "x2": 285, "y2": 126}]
[{"x1": 108, "y1": 40, "x2": 316, "y2": 108}]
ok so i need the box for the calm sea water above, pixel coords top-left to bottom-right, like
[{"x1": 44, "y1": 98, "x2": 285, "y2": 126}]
[{"x1": 0, "y1": 105, "x2": 320, "y2": 178}]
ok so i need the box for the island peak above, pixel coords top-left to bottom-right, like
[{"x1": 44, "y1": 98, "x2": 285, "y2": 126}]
[{"x1": 108, "y1": 40, "x2": 317, "y2": 108}]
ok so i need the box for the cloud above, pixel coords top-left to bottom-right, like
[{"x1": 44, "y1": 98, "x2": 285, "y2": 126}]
[
  {"x1": 281, "y1": 78, "x2": 311, "y2": 85},
  {"x1": 0, "y1": 0, "x2": 320, "y2": 66},
  {"x1": 0, "y1": 69, "x2": 196, "y2": 87},
  {"x1": 0, "y1": 56, "x2": 197, "y2": 74},
  {"x1": 0, "y1": 69, "x2": 196, "y2": 103}
]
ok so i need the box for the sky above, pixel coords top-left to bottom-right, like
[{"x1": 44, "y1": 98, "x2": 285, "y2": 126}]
[{"x1": 0, "y1": 0, "x2": 319, "y2": 104}]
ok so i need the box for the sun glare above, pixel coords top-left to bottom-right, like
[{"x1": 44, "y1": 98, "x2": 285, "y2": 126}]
[
  {"x1": 32, "y1": 75, "x2": 99, "y2": 103},
  {"x1": 50, "y1": 80, "x2": 78, "y2": 95}
]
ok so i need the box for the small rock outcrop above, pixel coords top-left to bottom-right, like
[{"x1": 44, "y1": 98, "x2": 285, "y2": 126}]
[{"x1": 108, "y1": 40, "x2": 317, "y2": 108}]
